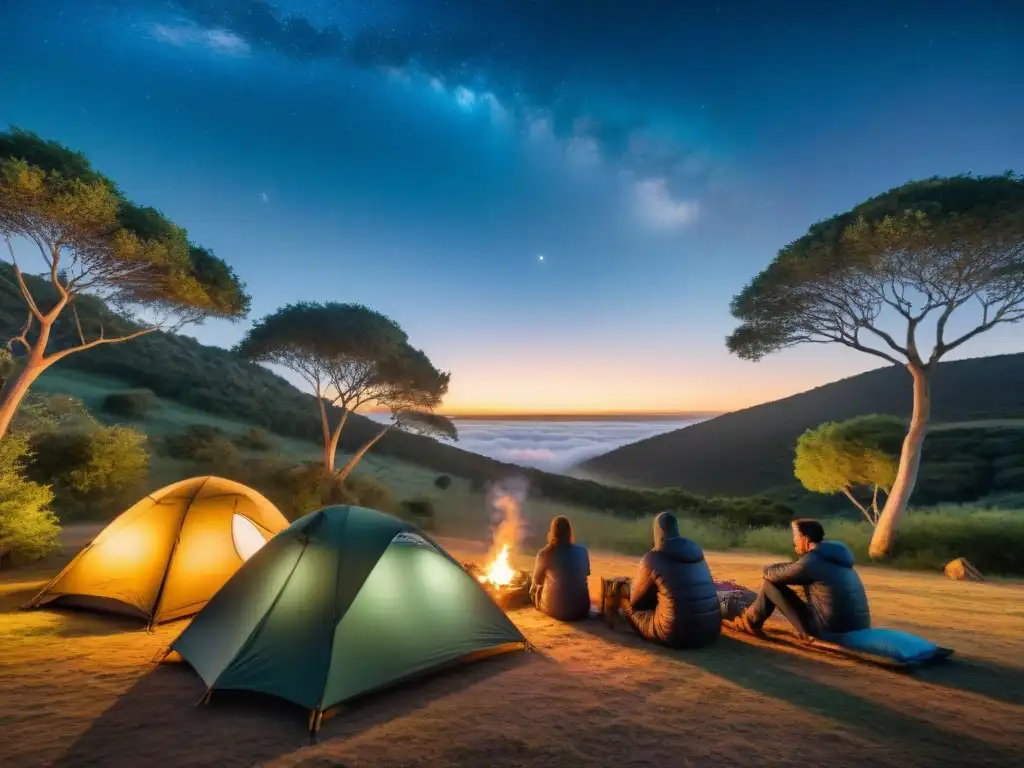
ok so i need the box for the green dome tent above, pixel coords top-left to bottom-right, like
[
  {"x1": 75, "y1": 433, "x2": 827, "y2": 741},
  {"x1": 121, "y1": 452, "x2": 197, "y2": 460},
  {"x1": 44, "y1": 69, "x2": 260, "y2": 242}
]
[{"x1": 163, "y1": 505, "x2": 528, "y2": 733}]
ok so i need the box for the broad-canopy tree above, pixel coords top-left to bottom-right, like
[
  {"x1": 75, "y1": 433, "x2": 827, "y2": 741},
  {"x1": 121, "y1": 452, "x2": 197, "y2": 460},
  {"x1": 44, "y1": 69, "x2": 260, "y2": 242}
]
[
  {"x1": 727, "y1": 173, "x2": 1024, "y2": 557},
  {"x1": 0, "y1": 128, "x2": 251, "y2": 438},
  {"x1": 794, "y1": 415, "x2": 905, "y2": 526},
  {"x1": 234, "y1": 301, "x2": 456, "y2": 475}
]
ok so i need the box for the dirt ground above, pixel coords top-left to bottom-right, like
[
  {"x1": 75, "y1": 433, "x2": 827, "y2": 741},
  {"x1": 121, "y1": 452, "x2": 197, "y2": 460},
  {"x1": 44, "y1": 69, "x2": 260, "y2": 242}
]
[{"x1": 1, "y1": 526, "x2": 1022, "y2": 768}]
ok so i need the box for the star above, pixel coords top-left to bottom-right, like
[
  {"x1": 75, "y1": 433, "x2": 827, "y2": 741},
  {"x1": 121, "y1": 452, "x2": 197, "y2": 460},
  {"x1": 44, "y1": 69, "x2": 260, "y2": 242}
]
[{"x1": 537, "y1": 254, "x2": 545, "y2": 262}]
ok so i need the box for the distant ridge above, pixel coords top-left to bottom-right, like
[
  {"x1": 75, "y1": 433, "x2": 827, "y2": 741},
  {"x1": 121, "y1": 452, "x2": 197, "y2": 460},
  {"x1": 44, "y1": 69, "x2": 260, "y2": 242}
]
[
  {"x1": 579, "y1": 353, "x2": 1024, "y2": 494},
  {"x1": 439, "y1": 412, "x2": 719, "y2": 422}
]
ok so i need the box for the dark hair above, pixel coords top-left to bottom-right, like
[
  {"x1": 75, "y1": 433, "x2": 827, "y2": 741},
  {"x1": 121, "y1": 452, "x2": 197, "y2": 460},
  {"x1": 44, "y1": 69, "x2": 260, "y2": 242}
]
[
  {"x1": 548, "y1": 515, "x2": 573, "y2": 547},
  {"x1": 792, "y1": 518, "x2": 825, "y2": 543}
]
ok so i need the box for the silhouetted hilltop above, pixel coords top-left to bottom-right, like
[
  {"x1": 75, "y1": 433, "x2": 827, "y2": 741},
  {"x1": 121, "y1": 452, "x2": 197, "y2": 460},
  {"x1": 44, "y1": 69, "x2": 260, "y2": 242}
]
[{"x1": 580, "y1": 354, "x2": 1024, "y2": 494}]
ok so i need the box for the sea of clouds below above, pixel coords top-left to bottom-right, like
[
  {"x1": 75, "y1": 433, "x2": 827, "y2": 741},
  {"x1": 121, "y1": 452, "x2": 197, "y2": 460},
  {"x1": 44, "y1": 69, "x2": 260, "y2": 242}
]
[
  {"x1": 446, "y1": 418, "x2": 706, "y2": 472},
  {"x1": 362, "y1": 413, "x2": 707, "y2": 472}
]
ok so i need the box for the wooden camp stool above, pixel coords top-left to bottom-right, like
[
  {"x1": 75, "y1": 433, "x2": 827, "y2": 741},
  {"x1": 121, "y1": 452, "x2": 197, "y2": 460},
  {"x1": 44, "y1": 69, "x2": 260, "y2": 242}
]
[{"x1": 599, "y1": 577, "x2": 631, "y2": 629}]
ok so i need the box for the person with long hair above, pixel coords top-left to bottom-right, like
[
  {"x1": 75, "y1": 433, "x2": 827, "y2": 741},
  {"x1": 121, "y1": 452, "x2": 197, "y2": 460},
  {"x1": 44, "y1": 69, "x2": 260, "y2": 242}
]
[{"x1": 531, "y1": 515, "x2": 591, "y2": 621}]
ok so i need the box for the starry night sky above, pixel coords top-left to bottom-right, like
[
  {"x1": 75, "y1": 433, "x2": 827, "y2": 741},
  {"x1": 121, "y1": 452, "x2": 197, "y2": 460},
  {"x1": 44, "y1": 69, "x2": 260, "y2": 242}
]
[{"x1": 2, "y1": 1, "x2": 1022, "y2": 414}]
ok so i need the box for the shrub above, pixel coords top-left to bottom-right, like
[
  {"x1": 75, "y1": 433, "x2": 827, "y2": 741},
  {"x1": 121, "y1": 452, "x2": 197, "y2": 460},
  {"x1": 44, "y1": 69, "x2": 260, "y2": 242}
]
[
  {"x1": 27, "y1": 424, "x2": 149, "y2": 520},
  {"x1": 244, "y1": 461, "x2": 399, "y2": 521},
  {"x1": 399, "y1": 497, "x2": 436, "y2": 530},
  {"x1": 342, "y1": 473, "x2": 398, "y2": 513},
  {"x1": 103, "y1": 389, "x2": 158, "y2": 419},
  {"x1": 992, "y1": 454, "x2": 1024, "y2": 472},
  {"x1": 0, "y1": 433, "x2": 60, "y2": 566},
  {"x1": 740, "y1": 507, "x2": 1024, "y2": 575},
  {"x1": 162, "y1": 425, "x2": 231, "y2": 461},
  {"x1": 992, "y1": 467, "x2": 1024, "y2": 491},
  {"x1": 232, "y1": 426, "x2": 277, "y2": 452},
  {"x1": 434, "y1": 474, "x2": 452, "y2": 490}
]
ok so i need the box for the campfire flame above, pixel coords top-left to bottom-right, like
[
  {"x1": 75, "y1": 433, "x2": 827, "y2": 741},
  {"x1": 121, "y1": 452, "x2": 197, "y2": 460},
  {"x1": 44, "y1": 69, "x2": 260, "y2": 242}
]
[
  {"x1": 477, "y1": 478, "x2": 529, "y2": 588},
  {"x1": 479, "y1": 543, "x2": 516, "y2": 586}
]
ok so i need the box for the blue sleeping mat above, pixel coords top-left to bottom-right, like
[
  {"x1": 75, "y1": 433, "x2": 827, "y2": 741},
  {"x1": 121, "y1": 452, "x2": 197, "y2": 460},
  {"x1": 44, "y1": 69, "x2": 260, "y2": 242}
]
[{"x1": 835, "y1": 628, "x2": 954, "y2": 667}]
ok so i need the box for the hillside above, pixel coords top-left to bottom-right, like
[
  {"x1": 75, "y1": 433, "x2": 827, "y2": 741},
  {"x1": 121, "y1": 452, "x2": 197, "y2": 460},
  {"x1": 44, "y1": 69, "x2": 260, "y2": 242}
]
[
  {"x1": 581, "y1": 354, "x2": 1024, "y2": 494},
  {"x1": 0, "y1": 266, "x2": 794, "y2": 523}
]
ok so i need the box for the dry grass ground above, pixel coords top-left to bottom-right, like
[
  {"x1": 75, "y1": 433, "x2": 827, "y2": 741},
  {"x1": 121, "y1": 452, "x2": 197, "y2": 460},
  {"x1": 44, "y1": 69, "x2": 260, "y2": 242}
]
[{"x1": 1, "y1": 526, "x2": 1022, "y2": 768}]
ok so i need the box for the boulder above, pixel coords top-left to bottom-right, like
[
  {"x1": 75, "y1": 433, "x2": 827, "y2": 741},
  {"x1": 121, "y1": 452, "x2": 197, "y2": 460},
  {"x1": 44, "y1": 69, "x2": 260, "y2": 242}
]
[{"x1": 944, "y1": 558, "x2": 983, "y2": 582}]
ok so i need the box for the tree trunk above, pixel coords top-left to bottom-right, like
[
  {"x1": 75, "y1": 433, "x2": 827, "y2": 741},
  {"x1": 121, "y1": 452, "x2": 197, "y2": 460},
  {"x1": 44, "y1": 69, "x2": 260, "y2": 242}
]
[
  {"x1": 336, "y1": 426, "x2": 389, "y2": 483},
  {"x1": 869, "y1": 365, "x2": 931, "y2": 558},
  {"x1": 0, "y1": 317, "x2": 56, "y2": 440},
  {"x1": 316, "y1": 399, "x2": 349, "y2": 473},
  {"x1": 326, "y1": 409, "x2": 349, "y2": 474}
]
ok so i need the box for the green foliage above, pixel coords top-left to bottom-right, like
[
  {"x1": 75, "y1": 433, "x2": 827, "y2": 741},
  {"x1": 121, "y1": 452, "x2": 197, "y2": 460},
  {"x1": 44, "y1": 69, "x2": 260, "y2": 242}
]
[
  {"x1": 796, "y1": 415, "x2": 903, "y2": 494},
  {"x1": 0, "y1": 127, "x2": 251, "y2": 322},
  {"x1": 232, "y1": 426, "x2": 277, "y2": 452},
  {"x1": 398, "y1": 497, "x2": 436, "y2": 530},
  {"x1": 160, "y1": 424, "x2": 234, "y2": 462},
  {"x1": 740, "y1": 507, "x2": 1024, "y2": 576},
  {"x1": 102, "y1": 389, "x2": 158, "y2": 419},
  {"x1": 234, "y1": 301, "x2": 453, "y2": 473},
  {"x1": 794, "y1": 415, "x2": 905, "y2": 523},
  {"x1": 0, "y1": 432, "x2": 60, "y2": 564},
  {"x1": 992, "y1": 467, "x2": 1024, "y2": 491},
  {"x1": 727, "y1": 173, "x2": 1024, "y2": 365},
  {"x1": 434, "y1": 473, "x2": 452, "y2": 490},
  {"x1": 26, "y1": 418, "x2": 149, "y2": 520}
]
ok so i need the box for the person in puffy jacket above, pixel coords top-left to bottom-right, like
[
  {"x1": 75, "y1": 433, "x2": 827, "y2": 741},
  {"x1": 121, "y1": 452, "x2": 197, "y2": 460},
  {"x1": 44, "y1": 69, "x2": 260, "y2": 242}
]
[
  {"x1": 624, "y1": 511, "x2": 721, "y2": 648},
  {"x1": 531, "y1": 516, "x2": 591, "y2": 621},
  {"x1": 730, "y1": 518, "x2": 871, "y2": 639}
]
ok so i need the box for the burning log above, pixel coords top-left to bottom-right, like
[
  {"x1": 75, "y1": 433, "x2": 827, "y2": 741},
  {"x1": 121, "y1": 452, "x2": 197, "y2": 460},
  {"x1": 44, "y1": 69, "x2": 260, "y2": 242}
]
[{"x1": 463, "y1": 545, "x2": 533, "y2": 610}]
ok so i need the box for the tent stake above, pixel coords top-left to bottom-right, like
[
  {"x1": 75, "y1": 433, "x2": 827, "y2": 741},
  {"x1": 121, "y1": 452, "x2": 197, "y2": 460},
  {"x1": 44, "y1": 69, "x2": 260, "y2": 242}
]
[{"x1": 196, "y1": 690, "x2": 212, "y2": 707}]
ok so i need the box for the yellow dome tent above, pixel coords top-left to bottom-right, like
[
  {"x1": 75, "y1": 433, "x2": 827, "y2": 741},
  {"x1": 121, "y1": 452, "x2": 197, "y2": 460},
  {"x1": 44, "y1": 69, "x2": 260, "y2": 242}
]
[{"x1": 24, "y1": 476, "x2": 289, "y2": 627}]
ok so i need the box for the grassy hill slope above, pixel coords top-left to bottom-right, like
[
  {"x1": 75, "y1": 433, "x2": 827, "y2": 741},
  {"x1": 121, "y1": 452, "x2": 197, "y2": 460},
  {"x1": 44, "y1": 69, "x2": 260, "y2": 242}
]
[
  {"x1": 0, "y1": 266, "x2": 792, "y2": 522},
  {"x1": 581, "y1": 354, "x2": 1024, "y2": 494}
]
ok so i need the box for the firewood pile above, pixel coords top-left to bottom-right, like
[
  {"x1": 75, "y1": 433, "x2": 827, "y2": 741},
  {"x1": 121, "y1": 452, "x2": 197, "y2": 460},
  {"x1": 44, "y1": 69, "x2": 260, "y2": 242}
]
[{"x1": 462, "y1": 561, "x2": 534, "y2": 610}]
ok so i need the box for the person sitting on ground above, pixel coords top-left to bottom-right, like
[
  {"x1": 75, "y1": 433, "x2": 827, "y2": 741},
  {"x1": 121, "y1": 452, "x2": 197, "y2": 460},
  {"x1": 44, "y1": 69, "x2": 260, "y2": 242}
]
[
  {"x1": 730, "y1": 518, "x2": 871, "y2": 640},
  {"x1": 623, "y1": 511, "x2": 721, "y2": 648},
  {"x1": 530, "y1": 515, "x2": 591, "y2": 622}
]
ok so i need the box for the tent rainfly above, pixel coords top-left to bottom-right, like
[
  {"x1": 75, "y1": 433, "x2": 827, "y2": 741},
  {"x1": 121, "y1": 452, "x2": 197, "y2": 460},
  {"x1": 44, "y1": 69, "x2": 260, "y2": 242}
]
[
  {"x1": 163, "y1": 504, "x2": 528, "y2": 734},
  {"x1": 24, "y1": 476, "x2": 288, "y2": 627}
]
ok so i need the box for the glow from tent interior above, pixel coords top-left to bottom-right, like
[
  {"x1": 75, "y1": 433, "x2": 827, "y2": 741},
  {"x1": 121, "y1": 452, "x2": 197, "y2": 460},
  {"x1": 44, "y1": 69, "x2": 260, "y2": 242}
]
[
  {"x1": 100, "y1": 523, "x2": 156, "y2": 567},
  {"x1": 231, "y1": 514, "x2": 268, "y2": 562}
]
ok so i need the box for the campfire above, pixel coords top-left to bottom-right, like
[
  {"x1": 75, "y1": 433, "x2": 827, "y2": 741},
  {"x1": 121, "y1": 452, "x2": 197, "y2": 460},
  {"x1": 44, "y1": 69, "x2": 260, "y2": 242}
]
[
  {"x1": 463, "y1": 545, "x2": 533, "y2": 610},
  {"x1": 462, "y1": 481, "x2": 533, "y2": 610}
]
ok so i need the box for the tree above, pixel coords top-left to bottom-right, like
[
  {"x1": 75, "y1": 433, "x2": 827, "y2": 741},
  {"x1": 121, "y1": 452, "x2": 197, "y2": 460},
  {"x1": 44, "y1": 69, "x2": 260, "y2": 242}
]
[
  {"x1": 235, "y1": 302, "x2": 456, "y2": 474},
  {"x1": 794, "y1": 415, "x2": 905, "y2": 526},
  {"x1": 0, "y1": 431, "x2": 59, "y2": 567},
  {"x1": 727, "y1": 173, "x2": 1024, "y2": 556},
  {"x1": 0, "y1": 127, "x2": 250, "y2": 439}
]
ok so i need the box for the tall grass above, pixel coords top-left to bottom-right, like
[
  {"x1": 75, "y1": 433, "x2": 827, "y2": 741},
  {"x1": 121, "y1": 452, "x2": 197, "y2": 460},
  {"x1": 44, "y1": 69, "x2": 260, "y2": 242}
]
[
  {"x1": 434, "y1": 499, "x2": 1024, "y2": 577},
  {"x1": 741, "y1": 507, "x2": 1024, "y2": 575}
]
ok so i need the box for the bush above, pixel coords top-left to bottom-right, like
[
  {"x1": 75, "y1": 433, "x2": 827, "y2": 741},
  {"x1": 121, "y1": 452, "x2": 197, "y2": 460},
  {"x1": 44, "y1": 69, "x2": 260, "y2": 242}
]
[
  {"x1": 160, "y1": 428, "x2": 242, "y2": 475},
  {"x1": 27, "y1": 424, "x2": 149, "y2": 520},
  {"x1": 103, "y1": 389, "x2": 158, "y2": 419},
  {"x1": 238, "y1": 460, "x2": 399, "y2": 521},
  {"x1": 232, "y1": 426, "x2": 277, "y2": 452},
  {"x1": 740, "y1": 507, "x2": 1024, "y2": 575},
  {"x1": 0, "y1": 433, "x2": 60, "y2": 566},
  {"x1": 992, "y1": 467, "x2": 1024, "y2": 491},
  {"x1": 399, "y1": 497, "x2": 436, "y2": 528},
  {"x1": 434, "y1": 474, "x2": 452, "y2": 490}
]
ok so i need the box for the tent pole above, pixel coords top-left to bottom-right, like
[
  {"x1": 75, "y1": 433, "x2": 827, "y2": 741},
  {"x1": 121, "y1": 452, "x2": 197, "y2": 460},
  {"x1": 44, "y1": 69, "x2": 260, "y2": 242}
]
[{"x1": 196, "y1": 689, "x2": 212, "y2": 707}]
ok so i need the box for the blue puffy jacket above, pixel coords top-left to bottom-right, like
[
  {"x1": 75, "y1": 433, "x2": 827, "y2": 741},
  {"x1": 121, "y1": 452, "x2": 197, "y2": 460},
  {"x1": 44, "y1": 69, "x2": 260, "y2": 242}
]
[{"x1": 764, "y1": 540, "x2": 871, "y2": 635}]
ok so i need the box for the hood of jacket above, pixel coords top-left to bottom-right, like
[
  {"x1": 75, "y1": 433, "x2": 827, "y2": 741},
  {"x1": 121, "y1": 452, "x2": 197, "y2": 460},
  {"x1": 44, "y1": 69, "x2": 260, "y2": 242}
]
[
  {"x1": 652, "y1": 512, "x2": 706, "y2": 563},
  {"x1": 812, "y1": 540, "x2": 855, "y2": 568}
]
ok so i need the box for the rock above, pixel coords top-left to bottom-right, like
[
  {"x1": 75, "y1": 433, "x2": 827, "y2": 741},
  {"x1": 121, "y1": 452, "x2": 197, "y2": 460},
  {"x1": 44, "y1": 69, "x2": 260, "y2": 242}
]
[{"x1": 944, "y1": 558, "x2": 983, "y2": 582}]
